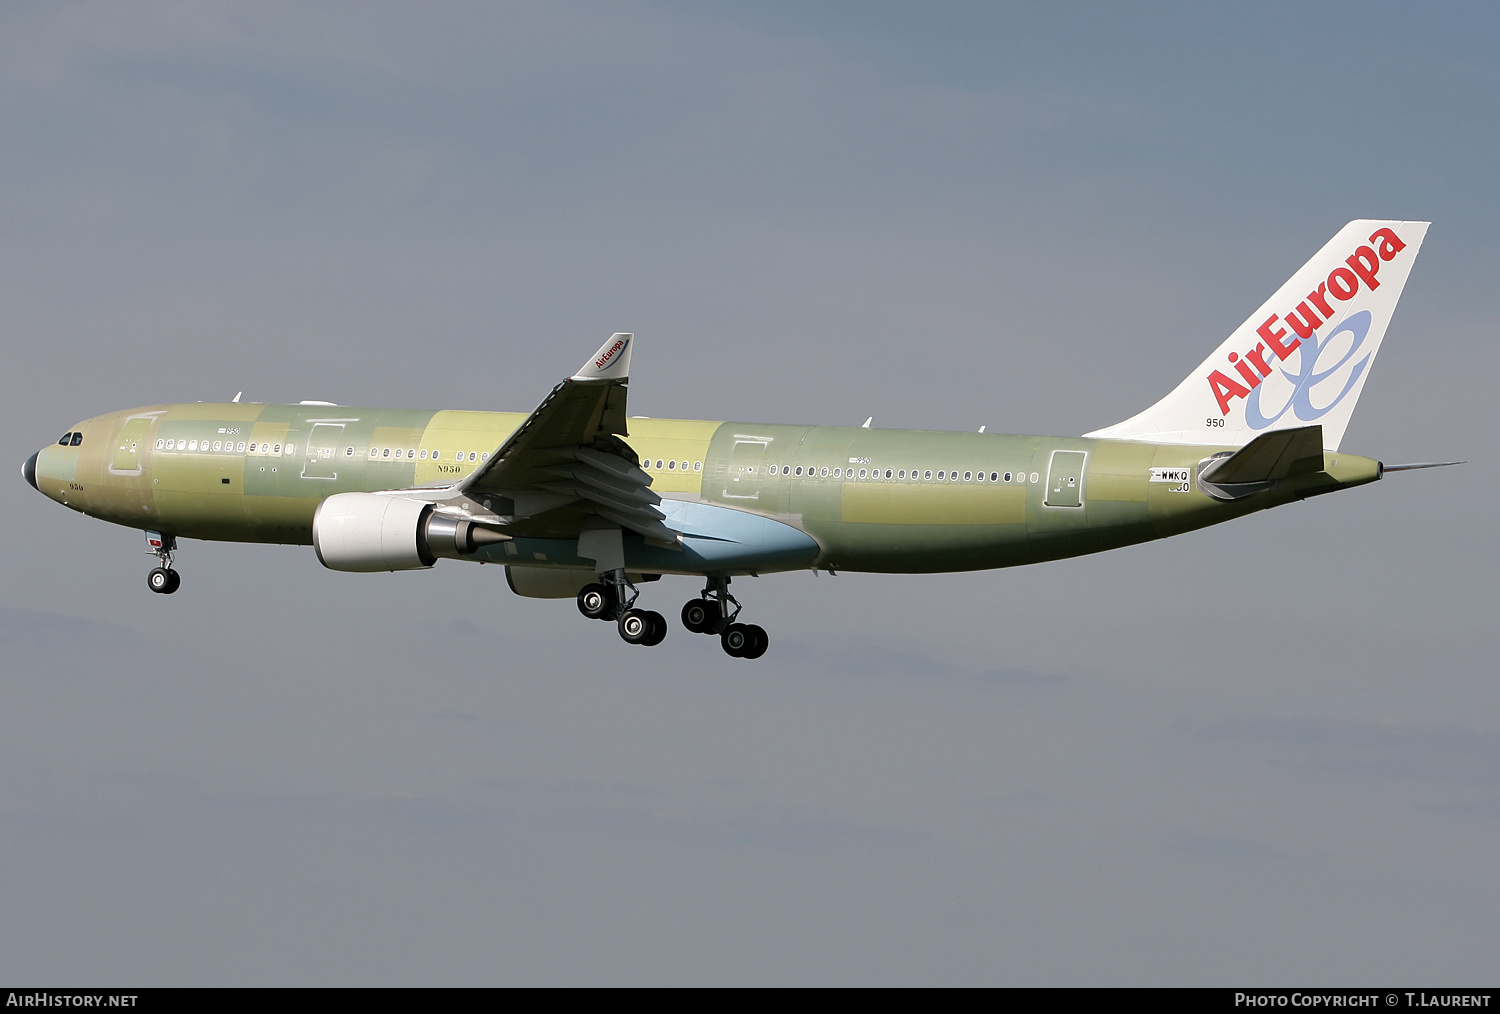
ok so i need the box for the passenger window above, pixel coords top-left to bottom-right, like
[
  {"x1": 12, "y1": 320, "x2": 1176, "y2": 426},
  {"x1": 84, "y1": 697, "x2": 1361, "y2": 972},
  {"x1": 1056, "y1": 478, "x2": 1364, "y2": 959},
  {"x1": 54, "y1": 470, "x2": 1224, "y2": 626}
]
[
  {"x1": 821, "y1": 466, "x2": 829, "y2": 477},
  {"x1": 469, "y1": 452, "x2": 476, "y2": 462},
  {"x1": 155, "y1": 439, "x2": 164, "y2": 450},
  {"x1": 694, "y1": 462, "x2": 701, "y2": 471},
  {"x1": 924, "y1": 470, "x2": 932, "y2": 480},
  {"x1": 795, "y1": 466, "x2": 802, "y2": 476},
  {"x1": 990, "y1": 472, "x2": 998, "y2": 482},
  {"x1": 70, "y1": 432, "x2": 83, "y2": 447},
  {"x1": 884, "y1": 469, "x2": 892, "y2": 479},
  {"x1": 964, "y1": 471, "x2": 972, "y2": 481},
  {"x1": 1004, "y1": 471, "x2": 1012, "y2": 482}
]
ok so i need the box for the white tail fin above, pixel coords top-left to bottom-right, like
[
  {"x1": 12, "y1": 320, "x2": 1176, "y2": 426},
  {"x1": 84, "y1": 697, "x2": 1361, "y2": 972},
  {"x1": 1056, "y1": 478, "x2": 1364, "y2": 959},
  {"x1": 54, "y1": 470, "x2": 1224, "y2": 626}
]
[{"x1": 1085, "y1": 220, "x2": 1429, "y2": 451}]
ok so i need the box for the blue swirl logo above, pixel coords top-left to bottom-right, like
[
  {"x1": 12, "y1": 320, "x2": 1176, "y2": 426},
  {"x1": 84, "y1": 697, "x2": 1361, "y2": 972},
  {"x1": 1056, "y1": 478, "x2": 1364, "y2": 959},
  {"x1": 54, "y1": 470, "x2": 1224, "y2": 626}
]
[{"x1": 1246, "y1": 310, "x2": 1372, "y2": 430}]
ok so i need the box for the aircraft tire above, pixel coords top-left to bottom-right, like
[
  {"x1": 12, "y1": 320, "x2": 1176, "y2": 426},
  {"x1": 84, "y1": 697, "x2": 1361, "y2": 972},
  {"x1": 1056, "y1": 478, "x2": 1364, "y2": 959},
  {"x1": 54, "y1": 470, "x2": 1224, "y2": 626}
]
[
  {"x1": 681, "y1": 599, "x2": 720, "y2": 634},
  {"x1": 721, "y1": 623, "x2": 750, "y2": 657},
  {"x1": 641, "y1": 611, "x2": 668, "y2": 646},
  {"x1": 163, "y1": 569, "x2": 181, "y2": 594},
  {"x1": 618, "y1": 609, "x2": 653, "y2": 645},
  {"x1": 578, "y1": 583, "x2": 616, "y2": 621},
  {"x1": 742, "y1": 624, "x2": 768, "y2": 659},
  {"x1": 147, "y1": 568, "x2": 171, "y2": 594}
]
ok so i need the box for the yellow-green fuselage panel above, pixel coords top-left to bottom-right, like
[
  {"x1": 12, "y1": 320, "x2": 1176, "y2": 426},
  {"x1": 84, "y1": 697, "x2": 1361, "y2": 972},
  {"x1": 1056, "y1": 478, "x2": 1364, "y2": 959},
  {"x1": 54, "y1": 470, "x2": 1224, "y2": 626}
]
[{"x1": 33, "y1": 403, "x2": 1381, "y2": 574}]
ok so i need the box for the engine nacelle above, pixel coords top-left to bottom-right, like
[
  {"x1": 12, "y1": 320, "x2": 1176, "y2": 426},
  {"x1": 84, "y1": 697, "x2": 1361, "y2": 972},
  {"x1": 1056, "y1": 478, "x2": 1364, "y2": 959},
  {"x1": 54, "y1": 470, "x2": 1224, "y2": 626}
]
[{"x1": 313, "y1": 493, "x2": 510, "y2": 573}]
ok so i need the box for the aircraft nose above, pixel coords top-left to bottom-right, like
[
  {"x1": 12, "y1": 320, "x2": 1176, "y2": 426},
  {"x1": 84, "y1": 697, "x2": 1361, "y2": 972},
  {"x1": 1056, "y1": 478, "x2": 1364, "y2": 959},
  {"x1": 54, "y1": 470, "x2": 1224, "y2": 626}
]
[{"x1": 22, "y1": 450, "x2": 39, "y2": 490}]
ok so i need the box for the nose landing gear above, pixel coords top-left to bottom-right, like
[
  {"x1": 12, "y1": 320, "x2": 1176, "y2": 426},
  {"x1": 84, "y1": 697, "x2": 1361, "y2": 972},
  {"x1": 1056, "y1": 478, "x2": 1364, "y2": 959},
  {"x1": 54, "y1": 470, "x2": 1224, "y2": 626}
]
[
  {"x1": 682, "y1": 577, "x2": 767, "y2": 659},
  {"x1": 144, "y1": 531, "x2": 180, "y2": 594}
]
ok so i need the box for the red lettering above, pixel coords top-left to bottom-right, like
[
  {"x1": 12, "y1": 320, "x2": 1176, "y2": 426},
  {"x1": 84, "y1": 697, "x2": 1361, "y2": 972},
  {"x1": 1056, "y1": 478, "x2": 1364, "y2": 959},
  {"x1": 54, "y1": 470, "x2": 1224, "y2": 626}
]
[
  {"x1": 1369, "y1": 227, "x2": 1406, "y2": 261},
  {"x1": 1232, "y1": 357, "x2": 1262, "y2": 388},
  {"x1": 1306, "y1": 282, "x2": 1334, "y2": 318},
  {"x1": 1285, "y1": 301, "x2": 1322, "y2": 341},
  {"x1": 1208, "y1": 370, "x2": 1250, "y2": 415},
  {"x1": 1327, "y1": 266, "x2": 1359, "y2": 300},
  {"x1": 1245, "y1": 343, "x2": 1273, "y2": 378},
  {"x1": 1256, "y1": 314, "x2": 1301, "y2": 360},
  {"x1": 1346, "y1": 245, "x2": 1381, "y2": 290}
]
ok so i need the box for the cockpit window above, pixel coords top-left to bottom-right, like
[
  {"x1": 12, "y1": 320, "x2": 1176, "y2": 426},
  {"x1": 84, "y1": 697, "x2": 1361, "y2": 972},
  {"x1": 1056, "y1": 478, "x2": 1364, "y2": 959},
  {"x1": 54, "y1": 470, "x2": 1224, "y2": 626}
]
[
  {"x1": 70, "y1": 432, "x2": 83, "y2": 446},
  {"x1": 59, "y1": 432, "x2": 73, "y2": 445}
]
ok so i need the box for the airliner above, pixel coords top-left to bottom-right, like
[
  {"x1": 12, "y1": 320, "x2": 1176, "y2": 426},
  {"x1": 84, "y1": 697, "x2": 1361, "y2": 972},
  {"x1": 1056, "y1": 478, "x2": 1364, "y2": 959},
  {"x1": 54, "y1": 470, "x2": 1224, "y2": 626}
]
[{"x1": 23, "y1": 220, "x2": 1451, "y2": 659}]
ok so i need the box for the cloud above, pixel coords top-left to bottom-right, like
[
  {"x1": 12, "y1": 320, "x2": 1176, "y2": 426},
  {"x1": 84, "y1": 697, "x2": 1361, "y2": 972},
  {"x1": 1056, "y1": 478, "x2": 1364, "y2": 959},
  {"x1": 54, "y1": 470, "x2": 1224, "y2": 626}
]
[
  {"x1": 1167, "y1": 831, "x2": 1285, "y2": 861},
  {"x1": 1194, "y1": 717, "x2": 1500, "y2": 787},
  {"x1": 0, "y1": 605, "x2": 137, "y2": 650}
]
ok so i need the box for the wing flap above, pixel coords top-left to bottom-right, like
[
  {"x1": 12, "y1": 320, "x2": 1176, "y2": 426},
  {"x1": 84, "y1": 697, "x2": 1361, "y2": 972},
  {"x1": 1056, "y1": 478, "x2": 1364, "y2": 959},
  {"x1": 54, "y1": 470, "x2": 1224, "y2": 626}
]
[{"x1": 444, "y1": 333, "x2": 679, "y2": 544}]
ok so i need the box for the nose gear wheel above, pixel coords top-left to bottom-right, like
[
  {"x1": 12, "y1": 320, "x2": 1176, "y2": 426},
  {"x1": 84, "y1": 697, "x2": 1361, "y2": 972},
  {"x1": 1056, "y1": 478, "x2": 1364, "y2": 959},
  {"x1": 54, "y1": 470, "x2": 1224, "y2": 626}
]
[{"x1": 144, "y1": 532, "x2": 180, "y2": 594}]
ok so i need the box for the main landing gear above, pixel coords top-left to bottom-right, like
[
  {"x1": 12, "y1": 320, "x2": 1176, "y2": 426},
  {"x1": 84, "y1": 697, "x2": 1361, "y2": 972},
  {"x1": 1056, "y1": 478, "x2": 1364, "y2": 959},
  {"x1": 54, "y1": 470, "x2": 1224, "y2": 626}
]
[
  {"x1": 577, "y1": 572, "x2": 667, "y2": 647},
  {"x1": 144, "y1": 531, "x2": 181, "y2": 595},
  {"x1": 682, "y1": 576, "x2": 767, "y2": 659},
  {"x1": 576, "y1": 572, "x2": 768, "y2": 658}
]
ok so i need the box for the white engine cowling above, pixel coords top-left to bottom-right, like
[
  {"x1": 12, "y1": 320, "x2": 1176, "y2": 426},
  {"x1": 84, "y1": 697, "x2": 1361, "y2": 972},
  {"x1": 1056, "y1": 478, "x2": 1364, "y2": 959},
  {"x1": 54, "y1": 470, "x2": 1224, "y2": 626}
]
[{"x1": 313, "y1": 492, "x2": 435, "y2": 572}]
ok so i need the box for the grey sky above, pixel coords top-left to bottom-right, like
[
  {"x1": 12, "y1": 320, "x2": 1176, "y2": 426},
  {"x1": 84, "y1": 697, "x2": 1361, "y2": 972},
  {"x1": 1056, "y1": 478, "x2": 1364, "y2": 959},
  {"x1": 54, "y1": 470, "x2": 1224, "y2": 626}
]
[{"x1": 2, "y1": 1, "x2": 1496, "y2": 984}]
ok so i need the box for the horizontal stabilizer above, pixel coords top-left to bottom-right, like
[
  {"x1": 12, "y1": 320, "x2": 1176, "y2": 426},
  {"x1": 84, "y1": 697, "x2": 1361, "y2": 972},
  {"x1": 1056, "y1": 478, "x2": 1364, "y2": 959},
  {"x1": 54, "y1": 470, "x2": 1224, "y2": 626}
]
[{"x1": 1202, "y1": 425, "x2": 1325, "y2": 486}]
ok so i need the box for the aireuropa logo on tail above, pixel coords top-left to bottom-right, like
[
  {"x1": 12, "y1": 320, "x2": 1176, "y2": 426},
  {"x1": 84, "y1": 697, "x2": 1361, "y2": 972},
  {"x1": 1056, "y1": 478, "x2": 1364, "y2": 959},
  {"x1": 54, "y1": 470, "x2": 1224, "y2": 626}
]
[
  {"x1": 595, "y1": 337, "x2": 628, "y2": 370},
  {"x1": 1207, "y1": 227, "x2": 1407, "y2": 426}
]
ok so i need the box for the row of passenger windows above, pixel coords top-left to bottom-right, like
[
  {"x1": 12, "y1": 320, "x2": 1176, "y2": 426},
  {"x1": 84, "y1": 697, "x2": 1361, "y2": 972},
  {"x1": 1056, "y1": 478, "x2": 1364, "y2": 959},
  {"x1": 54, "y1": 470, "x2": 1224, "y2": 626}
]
[
  {"x1": 754, "y1": 464, "x2": 1040, "y2": 483},
  {"x1": 146, "y1": 437, "x2": 1032, "y2": 484},
  {"x1": 367, "y1": 447, "x2": 487, "y2": 462},
  {"x1": 153, "y1": 437, "x2": 488, "y2": 463},
  {"x1": 158, "y1": 438, "x2": 286, "y2": 454},
  {"x1": 57, "y1": 432, "x2": 83, "y2": 446}
]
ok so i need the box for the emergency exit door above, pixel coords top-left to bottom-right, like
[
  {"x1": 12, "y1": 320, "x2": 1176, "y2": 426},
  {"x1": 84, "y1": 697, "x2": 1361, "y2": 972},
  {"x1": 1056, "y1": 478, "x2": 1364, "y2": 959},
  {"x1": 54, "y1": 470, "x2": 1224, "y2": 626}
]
[
  {"x1": 1045, "y1": 450, "x2": 1086, "y2": 508},
  {"x1": 722, "y1": 438, "x2": 769, "y2": 500},
  {"x1": 302, "y1": 423, "x2": 345, "y2": 479},
  {"x1": 109, "y1": 416, "x2": 156, "y2": 475}
]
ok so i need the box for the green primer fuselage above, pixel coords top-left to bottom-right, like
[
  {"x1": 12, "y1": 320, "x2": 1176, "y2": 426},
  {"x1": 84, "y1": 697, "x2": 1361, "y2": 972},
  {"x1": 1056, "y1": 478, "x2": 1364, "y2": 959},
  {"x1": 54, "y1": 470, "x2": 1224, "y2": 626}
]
[{"x1": 33, "y1": 403, "x2": 1382, "y2": 575}]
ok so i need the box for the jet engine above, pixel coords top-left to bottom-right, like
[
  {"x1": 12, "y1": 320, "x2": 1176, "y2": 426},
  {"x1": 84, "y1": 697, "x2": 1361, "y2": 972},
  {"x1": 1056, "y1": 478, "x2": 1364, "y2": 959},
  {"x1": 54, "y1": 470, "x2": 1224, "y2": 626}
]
[{"x1": 312, "y1": 492, "x2": 507, "y2": 572}]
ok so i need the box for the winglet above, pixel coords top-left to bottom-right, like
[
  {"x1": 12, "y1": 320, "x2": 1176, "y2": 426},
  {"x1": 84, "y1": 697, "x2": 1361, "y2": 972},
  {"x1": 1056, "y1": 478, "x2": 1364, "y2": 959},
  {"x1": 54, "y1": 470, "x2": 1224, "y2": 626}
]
[{"x1": 572, "y1": 333, "x2": 633, "y2": 382}]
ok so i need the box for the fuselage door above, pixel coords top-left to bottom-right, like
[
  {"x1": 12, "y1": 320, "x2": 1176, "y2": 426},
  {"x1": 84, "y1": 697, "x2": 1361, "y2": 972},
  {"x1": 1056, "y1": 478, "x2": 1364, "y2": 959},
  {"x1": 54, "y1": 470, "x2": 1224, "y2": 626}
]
[
  {"x1": 723, "y1": 438, "x2": 769, "y2": 500},
  {"x1": 109, "y1": 416, "x2": 156, "y2": 475},
  {"x1": 302, "y1": 423, "x2": 345, "y2": 480},
  {"x1": 1045, "y1": 450, "x2": 1086, "y2": 508}
]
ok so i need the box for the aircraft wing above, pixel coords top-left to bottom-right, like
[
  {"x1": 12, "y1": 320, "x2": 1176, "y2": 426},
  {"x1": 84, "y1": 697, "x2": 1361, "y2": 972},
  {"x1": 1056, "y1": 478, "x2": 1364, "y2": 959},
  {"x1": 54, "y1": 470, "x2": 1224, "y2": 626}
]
[{"x1": 454, "y1": 334, "x2": 679, "y2": 544}]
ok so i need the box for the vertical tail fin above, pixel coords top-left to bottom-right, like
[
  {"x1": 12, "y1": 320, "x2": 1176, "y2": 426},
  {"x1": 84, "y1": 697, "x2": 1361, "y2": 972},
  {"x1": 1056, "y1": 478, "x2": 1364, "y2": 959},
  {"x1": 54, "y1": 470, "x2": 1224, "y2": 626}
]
[{"x1": 1084, "y1": 220, "x2": 1429, "y2": 451}]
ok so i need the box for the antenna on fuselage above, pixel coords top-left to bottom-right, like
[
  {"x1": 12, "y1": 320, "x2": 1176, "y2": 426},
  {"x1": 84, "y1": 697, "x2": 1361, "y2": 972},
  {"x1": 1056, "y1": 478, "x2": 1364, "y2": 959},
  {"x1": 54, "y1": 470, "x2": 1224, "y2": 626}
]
[
  {"x1": 861, "y1": 417, "x2": 872, "y2": 429},
  {"x1": 232, "y1": 392, "x2": 242, "y2": 403},
  {"x1": 978, "y1": 426, "x2": 986, "y2": 433}
]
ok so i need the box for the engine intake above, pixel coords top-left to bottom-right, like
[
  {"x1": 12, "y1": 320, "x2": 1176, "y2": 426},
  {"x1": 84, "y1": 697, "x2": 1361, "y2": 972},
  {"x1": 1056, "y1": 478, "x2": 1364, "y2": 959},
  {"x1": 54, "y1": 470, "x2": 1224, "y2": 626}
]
[{"x1": 312, "y1": 492, "x2": 508, "y2": 573}]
